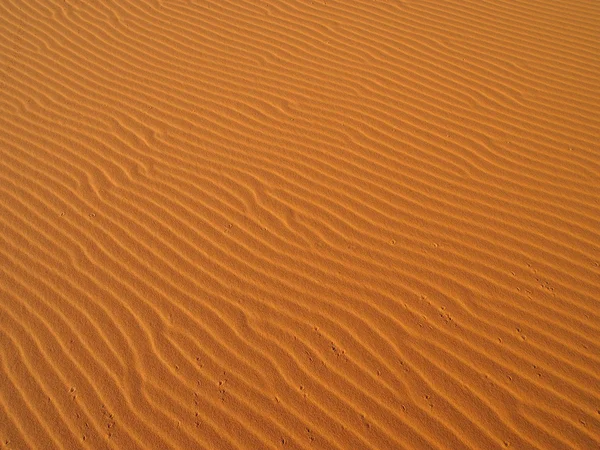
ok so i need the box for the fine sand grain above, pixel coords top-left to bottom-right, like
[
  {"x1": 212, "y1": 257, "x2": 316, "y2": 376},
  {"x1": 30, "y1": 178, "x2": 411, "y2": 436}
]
[{"x1": 1, "y1": 0, "x2": 599, "y2": 449}]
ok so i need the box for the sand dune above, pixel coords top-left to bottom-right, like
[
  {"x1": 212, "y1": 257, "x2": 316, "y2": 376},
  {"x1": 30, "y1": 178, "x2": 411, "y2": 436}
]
[{"x1": 1, "y1": 0, "x2": 599, "y2": 448}]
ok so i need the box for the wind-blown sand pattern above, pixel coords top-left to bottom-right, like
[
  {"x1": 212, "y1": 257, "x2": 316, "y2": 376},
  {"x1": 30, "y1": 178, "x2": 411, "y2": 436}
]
[{"x1": 1, "y1": 0, "x2": 599, "y2": 448}]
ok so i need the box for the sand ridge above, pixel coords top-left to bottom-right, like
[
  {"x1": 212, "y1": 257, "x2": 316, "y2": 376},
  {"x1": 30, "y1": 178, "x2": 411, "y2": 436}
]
[{"x1": 1, "y1": 0, "x2": 599, "y2": 448}]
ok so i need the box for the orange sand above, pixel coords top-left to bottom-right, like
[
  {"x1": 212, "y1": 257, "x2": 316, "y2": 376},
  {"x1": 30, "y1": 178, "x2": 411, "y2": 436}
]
[{"x1": 1, "y1": 0, "x2": 599, "y2": 449}]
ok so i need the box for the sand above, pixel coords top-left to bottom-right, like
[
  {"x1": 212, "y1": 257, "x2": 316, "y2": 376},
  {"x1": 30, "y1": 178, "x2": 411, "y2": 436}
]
[{"x1": 1, "y1": 0, "x2": 599, "y2": 448}]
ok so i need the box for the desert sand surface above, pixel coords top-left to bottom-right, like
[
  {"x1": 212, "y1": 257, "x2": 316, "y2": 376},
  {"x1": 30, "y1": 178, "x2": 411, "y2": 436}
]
[{"x1": 1, "y1": 0, "x2": 599, "y2": 448}]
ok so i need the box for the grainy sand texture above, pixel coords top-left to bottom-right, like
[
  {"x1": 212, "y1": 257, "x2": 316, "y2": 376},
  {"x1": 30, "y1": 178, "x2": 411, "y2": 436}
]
[{"x1": 1, "y1": 0, "x2": 599, "y2": 449}]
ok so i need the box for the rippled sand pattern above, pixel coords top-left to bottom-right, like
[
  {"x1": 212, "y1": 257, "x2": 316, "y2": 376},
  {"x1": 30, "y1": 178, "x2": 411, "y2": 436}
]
[{"x1": 1, "y1": 0, "x2": 599, "y2": 449}]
